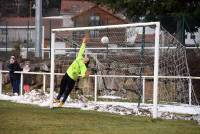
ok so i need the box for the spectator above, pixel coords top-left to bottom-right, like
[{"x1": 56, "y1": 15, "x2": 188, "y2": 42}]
[
  {"x1": 7, "y1": 56, "x2": 22, "y2": 96},
  {"x1": 23, "y1": 62, "x2": 31, "y2": 93}
]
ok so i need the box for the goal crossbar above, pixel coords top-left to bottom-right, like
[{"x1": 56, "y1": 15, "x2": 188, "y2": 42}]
[{"x1": 52, "y1": 22, "x2": 159, "y2": 32}]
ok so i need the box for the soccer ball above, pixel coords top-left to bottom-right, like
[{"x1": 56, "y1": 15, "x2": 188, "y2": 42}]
[{"x1": 101, "y1": 36, "x2": 109, "y2": 44}]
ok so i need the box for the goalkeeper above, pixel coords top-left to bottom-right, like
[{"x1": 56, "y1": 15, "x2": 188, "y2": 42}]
[{"x1": 54, "y1": 36, "x2": 90, "y2": 107}]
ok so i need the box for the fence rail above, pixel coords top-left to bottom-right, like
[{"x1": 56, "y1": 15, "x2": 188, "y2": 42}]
[{"x1": 0, "y1": 70, "x2": 200, "y2": 104}]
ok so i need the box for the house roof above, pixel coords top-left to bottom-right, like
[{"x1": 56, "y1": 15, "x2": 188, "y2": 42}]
[
  {"x1": 60, "y1": 0, "x2": 127, "y2": 22},
  {"x1": 60, "y1": 0, "x2": 94, "y2": 14},
  {"x1": 71, "y1": 5, "x2": 128, "y2": 23}
]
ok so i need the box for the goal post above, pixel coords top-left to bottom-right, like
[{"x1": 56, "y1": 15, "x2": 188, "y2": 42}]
[
  {"x1": 153, "y1": 22, "x2": 160, "y2": 118},
  {"x1": 49, "y1": 22, "x2": 161, "y2": 118},
  {"x1": 50, "y1": 32, "x2": 55, "y2": 108}
]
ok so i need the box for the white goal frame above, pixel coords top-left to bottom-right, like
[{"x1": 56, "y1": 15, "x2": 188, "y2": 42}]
[{"x1": 50, "y1": 22, "x2": 160, "y2": 118}]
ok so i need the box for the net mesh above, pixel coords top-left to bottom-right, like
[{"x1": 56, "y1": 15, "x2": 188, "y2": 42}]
[{"x1": 159, "y1": 27, "x2": 199, "y2": 104}]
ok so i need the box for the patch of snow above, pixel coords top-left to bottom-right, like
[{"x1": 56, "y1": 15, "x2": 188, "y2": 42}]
[
  {"x1": 98, "y1": 95, "x2": 122, "y2": 99},
  {"x1": 0, "y1": 90, "x2": 200, "y2": 124}
]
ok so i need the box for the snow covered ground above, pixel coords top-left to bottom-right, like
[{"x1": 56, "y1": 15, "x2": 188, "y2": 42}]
[{"x1": 0, "y1": 90, "x2": 200, "y2": 124}]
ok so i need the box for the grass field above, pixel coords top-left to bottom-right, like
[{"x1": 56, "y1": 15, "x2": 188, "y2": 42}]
[{"x1": 0, "y1": 100, "x2": 199, "y2": 134}]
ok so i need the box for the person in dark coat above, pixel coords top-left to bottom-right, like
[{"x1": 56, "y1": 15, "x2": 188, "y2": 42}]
[{"x1": 7, "y1": 56, "x2": 22, "y2": 95}]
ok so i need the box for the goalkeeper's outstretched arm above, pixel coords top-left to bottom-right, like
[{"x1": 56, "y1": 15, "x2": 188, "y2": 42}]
[{"x1": 77, "y1": 37, "x2": 88, "y2": 58}]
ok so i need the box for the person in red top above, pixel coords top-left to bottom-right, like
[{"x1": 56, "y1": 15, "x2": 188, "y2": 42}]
[{"x1": 23, "y1": 62, "x2": 31, "y2": 93}]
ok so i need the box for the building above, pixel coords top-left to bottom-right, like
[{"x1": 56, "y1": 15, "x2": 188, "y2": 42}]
[
  {"x1": 56, "y1": 0, "x2": 128, "y2": 48},
  {"x1": 185, "y1": 29, "x2": 200, "y2": 46},
  {"x1": 60, "y1": 0, "x2": 127, "y2": 27},
  {"x1": 70, "y1": 5, "x2": 127, "y2": 46},
  {"x1": 72, "y1": 5, "x2": 127, "y2": 27}
]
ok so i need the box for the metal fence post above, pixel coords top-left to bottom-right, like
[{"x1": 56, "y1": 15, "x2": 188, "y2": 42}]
[
  {"x1": 0, "y1": 62, "x2": 2, "y2": 94},
  {"x1": 42, "y1": 26, "x2": 45, "y2": 59},
  {"x1": 49, "y1": 20, "x2": 52, "y2": 59},
  {"x1": 20, "y1": 73, "x2": 23, "y2": 96},
  {"x1": 0, "y1": 71, "x2": 2, "y2": 94},
  {"x1": 142, "y1": 78, "x2": 145, "y2": 103},
  {"x1": 43, "y1": 74, "x2": 46, "y2": 92},
  {"x1": 27, "y1": 21, "x2": 29, "y2": 59},
  {"x1": 94, "y1": 75, "x2": 97, "y2": 102},
  {"x1": 6, "y1": 22, "x2": 8, "y2": 53},
  {"x1": 189, "y1": 78, "x2": 192, "y2": 105}
]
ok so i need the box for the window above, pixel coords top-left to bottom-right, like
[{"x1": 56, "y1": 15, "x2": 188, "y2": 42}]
[
  {"x1": 191, "y1": 34, "x2": 196, "y2": 39},
  {"x1": 71, "y1": 5, "x2": 80, "y2": 12},
  {"x1": 185, "y1": 34, "x2": 187, "y2": 39},
  {"x1": 90, "y1": 15, "x2": 100, "y2": 26},
  {"x1": 90, "y1": 30, "x2": 99, "y2": 38},
  {"x1": 90, "y1": 15, "x2": 100, "y2": 37}
]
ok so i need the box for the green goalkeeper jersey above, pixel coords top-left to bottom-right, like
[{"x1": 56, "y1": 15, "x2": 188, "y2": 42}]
[{"x1": 66, "y1": 43, "x2": 87, "y2": 81}]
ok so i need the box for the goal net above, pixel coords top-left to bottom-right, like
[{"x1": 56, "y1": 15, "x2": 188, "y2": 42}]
[{"x1": 49, "y1": 22, "x2": 199, "y2": 117}]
